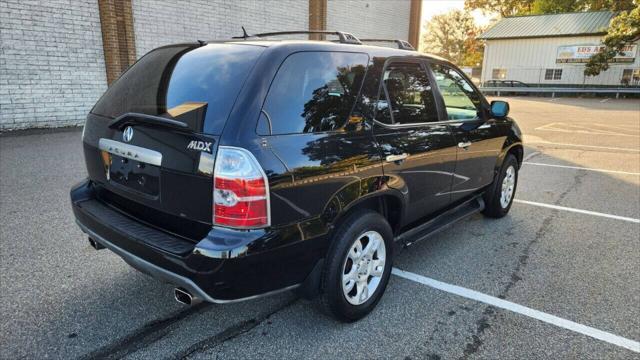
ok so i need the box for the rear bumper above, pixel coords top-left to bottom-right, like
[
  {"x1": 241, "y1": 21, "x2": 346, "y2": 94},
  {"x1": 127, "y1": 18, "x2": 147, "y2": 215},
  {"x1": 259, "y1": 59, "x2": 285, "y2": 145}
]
[
  {"x1": 71, "y1": 179, "x2": 326, "y2": 302},
  {"x1": 75, "y1": 220, "x2": 287, "y2": 303}
]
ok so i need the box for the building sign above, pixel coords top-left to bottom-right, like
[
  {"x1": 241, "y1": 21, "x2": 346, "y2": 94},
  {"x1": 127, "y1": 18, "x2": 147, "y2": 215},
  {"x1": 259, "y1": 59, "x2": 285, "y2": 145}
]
[{"x1": 556, "y1": 44, "x2": 637, "y2": 64}]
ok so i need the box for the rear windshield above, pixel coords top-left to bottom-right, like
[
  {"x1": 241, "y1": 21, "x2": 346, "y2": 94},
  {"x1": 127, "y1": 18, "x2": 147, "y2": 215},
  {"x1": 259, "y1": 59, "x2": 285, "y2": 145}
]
[{"x1": 91, "y1": 44, "x2": 264, "y2": 134}]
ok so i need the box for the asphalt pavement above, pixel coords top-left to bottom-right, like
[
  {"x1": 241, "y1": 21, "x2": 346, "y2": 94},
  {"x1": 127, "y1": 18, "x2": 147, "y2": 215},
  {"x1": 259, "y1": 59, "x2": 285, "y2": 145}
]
[{"x1": 1, "y1": 97, "x2": 639, "y2": 359}]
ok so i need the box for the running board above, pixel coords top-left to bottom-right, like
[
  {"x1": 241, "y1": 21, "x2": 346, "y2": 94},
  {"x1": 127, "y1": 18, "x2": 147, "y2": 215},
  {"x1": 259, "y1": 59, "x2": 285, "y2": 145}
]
[{"x1": 395, "y1": 196, "x2": 485, "y2": 247}]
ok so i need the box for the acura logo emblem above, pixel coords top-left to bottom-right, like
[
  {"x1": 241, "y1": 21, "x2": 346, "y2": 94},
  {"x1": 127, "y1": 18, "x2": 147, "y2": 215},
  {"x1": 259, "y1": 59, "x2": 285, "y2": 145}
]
[{"x1": 122, "y1": 126, "x2": 134, "y2": 143}]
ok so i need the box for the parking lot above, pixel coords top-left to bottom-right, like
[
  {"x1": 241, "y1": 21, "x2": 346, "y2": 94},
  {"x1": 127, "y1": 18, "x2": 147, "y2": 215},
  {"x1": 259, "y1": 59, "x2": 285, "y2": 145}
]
[{"x1": 1, "y1": 97, "x2": 638, "y2": 359}]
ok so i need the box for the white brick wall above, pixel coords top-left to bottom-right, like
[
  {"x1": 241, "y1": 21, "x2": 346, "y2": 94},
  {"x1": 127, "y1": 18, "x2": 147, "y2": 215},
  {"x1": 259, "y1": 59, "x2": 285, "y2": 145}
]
[
  {"x1": 132, "y1": 0, "x2": 309, "y2": 58},
  {"x1": 0, "y1": 0, "x2": 107, "y2": 131},
  {"x1": 327, "y1": 0, "x2": 410, "y2": 41}
]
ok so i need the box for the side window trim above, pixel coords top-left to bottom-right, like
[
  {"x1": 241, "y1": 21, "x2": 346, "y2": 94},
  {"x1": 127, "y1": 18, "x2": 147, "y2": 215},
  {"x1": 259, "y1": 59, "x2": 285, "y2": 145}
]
[
  {"x1": 373, "y1": 57, "x2": 444, "y2": 128},
  {"x1": 427, "y1": 60, "x2": 489, "y2": 122},
  {"x1": 422, "y1": 60, "x2": 448, "y2": 122},
  {"x1": 380, "y1": 74, "x2": 395, "y2": 124}
]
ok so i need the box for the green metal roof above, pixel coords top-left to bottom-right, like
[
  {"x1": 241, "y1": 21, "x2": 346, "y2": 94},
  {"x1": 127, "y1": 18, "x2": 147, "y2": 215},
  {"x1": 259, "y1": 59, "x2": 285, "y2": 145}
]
[{"x1": 479, "y1": 11, "x2": 615, "y2": 40}]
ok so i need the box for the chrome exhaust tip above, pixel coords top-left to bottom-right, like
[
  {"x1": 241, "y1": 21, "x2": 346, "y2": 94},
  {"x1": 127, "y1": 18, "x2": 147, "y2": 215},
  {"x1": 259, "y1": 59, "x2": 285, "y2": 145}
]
[
  {"x1": 88, "y1": 237, "x2": 105, "y2": 250},
  {"x1": 174, "y1": 287, "x2": 193, "y2": 306}
]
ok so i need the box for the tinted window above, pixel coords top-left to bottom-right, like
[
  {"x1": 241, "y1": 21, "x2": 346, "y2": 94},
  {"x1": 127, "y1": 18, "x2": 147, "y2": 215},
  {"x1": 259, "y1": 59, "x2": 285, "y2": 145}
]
[
  {"x1": 261, "y1": 52, "x2": 369, "y2": 135},
  {"x1": 431, "y1": 64, "x2": 481, "y2": 120},
  {"x1": 377, "y1": 62, "x2": 438, "y2": 125},
  {"x1": 92, "y1": 44, "x2": 264, "y2": 134}
]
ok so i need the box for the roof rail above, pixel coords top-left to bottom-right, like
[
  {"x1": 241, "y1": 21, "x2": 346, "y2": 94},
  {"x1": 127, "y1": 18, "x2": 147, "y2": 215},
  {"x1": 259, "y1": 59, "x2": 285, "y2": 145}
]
[
  {"x1": 233, "y1": 29, "x2": 362, "y2": 45},
  {"x1": 359, "y1": 39, "x2": 415, "y2": 50}
]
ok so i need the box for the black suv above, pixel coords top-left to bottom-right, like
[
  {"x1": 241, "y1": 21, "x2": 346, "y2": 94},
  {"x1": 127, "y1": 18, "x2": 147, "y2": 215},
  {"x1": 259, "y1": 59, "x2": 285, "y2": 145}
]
[{"x1": 71, "y1": 31, "x2": 523, "y2": 321}]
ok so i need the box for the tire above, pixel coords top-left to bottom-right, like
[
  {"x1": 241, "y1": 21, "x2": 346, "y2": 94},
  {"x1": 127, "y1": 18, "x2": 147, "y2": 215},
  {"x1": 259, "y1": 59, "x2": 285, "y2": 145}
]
[
  {"x1": 483, "y1": 153, "x2": 518, "y2": 218},
  {"x1": 321, "y1": 210, "x2": 393, "y2": 322}
]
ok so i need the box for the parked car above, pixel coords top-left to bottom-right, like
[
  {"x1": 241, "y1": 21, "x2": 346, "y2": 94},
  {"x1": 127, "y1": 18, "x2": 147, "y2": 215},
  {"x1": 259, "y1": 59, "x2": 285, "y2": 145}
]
[
  {"x1": 70, "y1": 31, "x2": 523, "y2": 322},
  {"x1": 484, "y1": 80, "x2": 530, "y2": 88}
]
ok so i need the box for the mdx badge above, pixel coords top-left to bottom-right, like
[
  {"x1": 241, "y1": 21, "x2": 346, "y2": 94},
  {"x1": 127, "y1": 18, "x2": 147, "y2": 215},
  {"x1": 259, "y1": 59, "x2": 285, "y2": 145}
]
[
  {"x1": 122, "y1": 126, "x2": 134, "y2": 143},
  {"x1": 187, "y1": 140, "x2": 212, "y2": 152}
]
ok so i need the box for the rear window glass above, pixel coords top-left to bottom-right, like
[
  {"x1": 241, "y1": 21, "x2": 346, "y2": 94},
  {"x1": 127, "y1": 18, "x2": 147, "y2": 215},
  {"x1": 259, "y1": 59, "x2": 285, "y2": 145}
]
[
  {"x1": 260, "y1": 52, "x2": 369, "y2": 135},
  {"x1": 91, "y1": 44, "x2": 264, "y2": 134}
]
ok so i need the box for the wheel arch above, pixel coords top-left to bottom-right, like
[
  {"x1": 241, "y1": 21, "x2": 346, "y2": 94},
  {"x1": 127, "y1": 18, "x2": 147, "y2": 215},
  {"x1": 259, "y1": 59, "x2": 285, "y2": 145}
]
[{"x1": 327, "y1": 188, "x2": 406, "y2": 238}]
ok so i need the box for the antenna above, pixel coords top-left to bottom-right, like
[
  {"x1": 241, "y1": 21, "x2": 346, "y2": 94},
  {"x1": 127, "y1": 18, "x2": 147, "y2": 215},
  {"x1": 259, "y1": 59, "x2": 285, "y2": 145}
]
[{"x1": 232, "y1": 26, "x2": 252, "y2": 40}]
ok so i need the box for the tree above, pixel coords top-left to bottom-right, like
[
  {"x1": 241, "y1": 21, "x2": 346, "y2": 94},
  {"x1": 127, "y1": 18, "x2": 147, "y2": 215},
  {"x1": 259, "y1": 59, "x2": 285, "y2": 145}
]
[
  {"x1": 464, "y1": 0, "x2": 534, "y2": 17},
  {"x1": 530, "y1": 0, "x2": 636, "y2": 13},
  {"x1": 465, "y1": 0, "x2": 634, "y2": 15},
  {"x1": 421, "y1": 9, "x2": 483, "y2": 66},
  {"x1": 585, "y1": 6, "x2": 640, "y2": 76},
  {"x1": 576, "y1": 0, "x2": 635, "y2": 11},
  {"x1": 531, "y1": 0, "x2": 582, "y2": 13},
  {"x1": 462, "y1": 25, "x2": 487, "y2": 66}
]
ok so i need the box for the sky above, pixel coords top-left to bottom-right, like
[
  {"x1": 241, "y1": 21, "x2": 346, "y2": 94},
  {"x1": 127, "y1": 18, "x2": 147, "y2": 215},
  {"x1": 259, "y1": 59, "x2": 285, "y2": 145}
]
[{"x1": 421, "y1": 0, "x2": 496, "y2": 27}]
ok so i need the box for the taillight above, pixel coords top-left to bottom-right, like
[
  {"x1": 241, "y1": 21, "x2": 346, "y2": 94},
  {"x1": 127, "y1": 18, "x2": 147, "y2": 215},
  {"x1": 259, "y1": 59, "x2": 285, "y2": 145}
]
[{"x1": 213, "y1": 146, "x2": 270, "y2": 229}]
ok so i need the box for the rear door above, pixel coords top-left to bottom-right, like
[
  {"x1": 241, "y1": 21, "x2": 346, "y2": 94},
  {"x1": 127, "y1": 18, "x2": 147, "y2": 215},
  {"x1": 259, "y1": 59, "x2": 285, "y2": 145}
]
[
  {"x1": 82, "y1": 43, "x2": 264, "y2": 240},
  {"x1": 428, "y1": 63, "x2": 505, "y2": 203},
  {"x1": 254, "y1": 51, "x2": 381, "y2": 228},
  {"x1": 373, "y1": 60, "x2": 457, "y2": 225}
]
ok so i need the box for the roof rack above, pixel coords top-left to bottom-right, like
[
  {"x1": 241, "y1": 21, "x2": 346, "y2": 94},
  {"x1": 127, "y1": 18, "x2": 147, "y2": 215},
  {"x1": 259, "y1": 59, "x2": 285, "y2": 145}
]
[
  {"x1": 233, "y1": 29, "x2": 362, "y2": 45},
  {"x1": 359, "y1": 39, "x2": 415, "y2": 50}
]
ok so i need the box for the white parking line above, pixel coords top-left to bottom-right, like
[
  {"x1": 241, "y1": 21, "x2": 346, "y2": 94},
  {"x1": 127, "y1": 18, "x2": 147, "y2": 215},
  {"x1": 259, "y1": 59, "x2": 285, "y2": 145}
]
[
  {"x1": 527, "y1": 141, "x2": 640, "y2": 153},
  {"x1": 391, "y1": 268, "x2": 640, "y2": 353},
  {"x1": 514, "y1": 199, "x2": 640, "y2": 223},
  {"x1": 535, "y1": 123, "x2": 638, "y2": 137},
  {"x1": 592, "y1": 123, "x2": 640, "y2": 133},
  {"x1": 523, "y1": 162, "x2": 640, "y2": 176}
]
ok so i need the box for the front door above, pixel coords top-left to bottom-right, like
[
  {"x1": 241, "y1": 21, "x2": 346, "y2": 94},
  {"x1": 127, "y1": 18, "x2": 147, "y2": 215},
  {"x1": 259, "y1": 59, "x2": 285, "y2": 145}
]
[
  {"x1": 373, "y1": 61, "x2": 457, "y2": 225},
  {"x1": 429, "y1": 63, "x2": 505, "y2": 203}
]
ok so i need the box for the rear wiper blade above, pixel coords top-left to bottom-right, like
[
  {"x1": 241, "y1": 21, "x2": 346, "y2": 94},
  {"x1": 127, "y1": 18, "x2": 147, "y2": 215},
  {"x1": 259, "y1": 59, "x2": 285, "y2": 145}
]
[{"x1": 109, "y1": 113, "x2": 189, "y2": 130}]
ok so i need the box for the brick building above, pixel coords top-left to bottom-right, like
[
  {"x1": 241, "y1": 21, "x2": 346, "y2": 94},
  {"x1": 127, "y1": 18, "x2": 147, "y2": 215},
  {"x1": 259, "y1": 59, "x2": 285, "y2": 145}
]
[{"x1": 0, "y1": 0, "x2": 422, "y2": 131}]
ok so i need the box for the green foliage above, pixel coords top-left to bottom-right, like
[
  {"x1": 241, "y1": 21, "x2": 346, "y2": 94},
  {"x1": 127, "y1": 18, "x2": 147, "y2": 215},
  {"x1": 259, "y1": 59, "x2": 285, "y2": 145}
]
[
  {"x1": 531, "y1": 0, "x2": 580, "y2": 14},
  {"x1": 464, "y1": 0, "x2": 635, "y2": 15},
  {"x1": 530, "y1": 0, "x2": 636, "y2": 13},
  {"x1": 580, "y1": 0, "x2": 636, "y2": 11},
  {"x1": 464, "y1": 0, "x2": 534, "y2": 17},
  {"x1": 421, "y1": 9, "x2": 484, "y2": 66},
  {"x1": 585, "y1": 6, "x2": 640, "y2": 76}
]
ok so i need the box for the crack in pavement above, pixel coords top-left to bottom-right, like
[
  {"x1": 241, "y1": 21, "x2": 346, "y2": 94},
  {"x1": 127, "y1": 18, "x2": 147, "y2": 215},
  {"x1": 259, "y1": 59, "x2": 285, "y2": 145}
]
[
  {"x1": 165, "y1": 297, "x2": 299, "y2": 360},
  {"x1": 77, "y1": 303, "x2": 211, "y2": 360},
  {"x1": 457, "y1": 169, "x2": 588, "y2": 359}
]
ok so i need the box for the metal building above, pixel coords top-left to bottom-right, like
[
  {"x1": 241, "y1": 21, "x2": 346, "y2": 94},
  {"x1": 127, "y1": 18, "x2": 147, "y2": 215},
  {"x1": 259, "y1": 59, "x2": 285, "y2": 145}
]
[{"x1": 479, "y1": 11, "x2": 640, "y2": 87}]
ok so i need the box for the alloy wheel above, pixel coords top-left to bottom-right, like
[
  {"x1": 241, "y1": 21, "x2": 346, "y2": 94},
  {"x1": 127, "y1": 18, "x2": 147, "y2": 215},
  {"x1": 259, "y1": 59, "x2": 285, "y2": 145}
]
[
  {"x1": 500, "y1": 165, "x2": 516, "y2": 208},
  {"x1": 341, "y1": 230, "x2": 386, "y2": 305}
]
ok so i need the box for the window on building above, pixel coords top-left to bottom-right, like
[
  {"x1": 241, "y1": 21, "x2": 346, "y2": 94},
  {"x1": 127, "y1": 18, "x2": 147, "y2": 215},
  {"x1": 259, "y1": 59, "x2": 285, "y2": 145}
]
[
  {"x1": 554, "y1": 69, "x2": 563, "y2": 80},
  {"x1": 492, "y1": 68, "x2": 507, "y2": 80},
  {"x1": 377, "y1": 62, "x2": 439, "y2": 125},
  {"x1": 621, "y1": 69, "x2": 640, "y2": 85},
  {"x1": 545, "y1": 69, "x2": 562, "y2": 80},
  {"x1": 432, "y1": 64, "x2": 482, "y2": 120},
  {"x1": 260, "y1": 52, "x2": 369, "y2": 135}
]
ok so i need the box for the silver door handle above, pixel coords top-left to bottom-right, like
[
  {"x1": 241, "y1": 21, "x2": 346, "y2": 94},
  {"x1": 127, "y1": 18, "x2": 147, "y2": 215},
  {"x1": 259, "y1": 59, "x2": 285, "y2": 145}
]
[
  {"x1": 458, "y1": 141, "x2": 472, "y2": 149},
  {"x1": 386, "y1": 153, "x2": 408, "y2": 162}
]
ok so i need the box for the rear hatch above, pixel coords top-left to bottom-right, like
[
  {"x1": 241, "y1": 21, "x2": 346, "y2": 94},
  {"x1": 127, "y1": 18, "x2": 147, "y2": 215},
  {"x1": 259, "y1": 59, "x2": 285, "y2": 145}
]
[{"x1": 82, "y1": 43, "x2": 265, "y2": 241}]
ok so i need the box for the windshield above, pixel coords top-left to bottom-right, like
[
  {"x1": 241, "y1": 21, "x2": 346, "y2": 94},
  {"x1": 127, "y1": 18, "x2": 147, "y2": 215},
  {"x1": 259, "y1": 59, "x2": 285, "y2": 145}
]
[{"x1": 91, "y1": 43, "x2": 265, "y2": 134}]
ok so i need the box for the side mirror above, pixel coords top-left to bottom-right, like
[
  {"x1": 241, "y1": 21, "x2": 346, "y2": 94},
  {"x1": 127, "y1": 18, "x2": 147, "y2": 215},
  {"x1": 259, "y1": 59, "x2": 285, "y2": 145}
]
[{"x1": 490, "y1": 100, "x2": 509, "y2": 118}]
